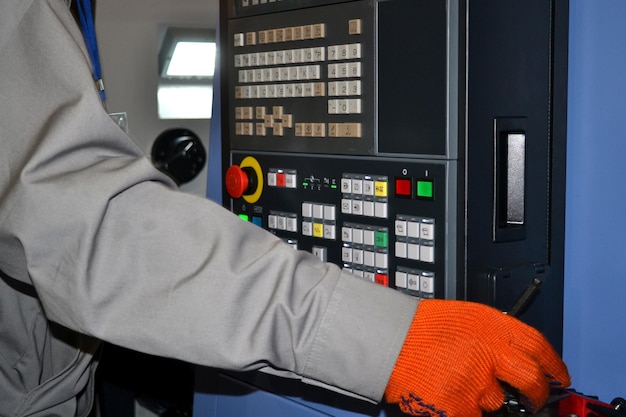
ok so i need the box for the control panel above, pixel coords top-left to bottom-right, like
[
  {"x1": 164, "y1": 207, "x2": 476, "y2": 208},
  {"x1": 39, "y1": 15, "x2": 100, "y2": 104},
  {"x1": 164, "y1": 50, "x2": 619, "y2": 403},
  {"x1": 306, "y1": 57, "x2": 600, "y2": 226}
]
[
  {"x1": 219, "y1": 0, "x2": 568, "y2": 341},
  {"x1": 226, "y1": 152, "x2": 456, "y2": 299},
  {"x1": 222, "y1": 0, "x2": 461, "y2": 299}
]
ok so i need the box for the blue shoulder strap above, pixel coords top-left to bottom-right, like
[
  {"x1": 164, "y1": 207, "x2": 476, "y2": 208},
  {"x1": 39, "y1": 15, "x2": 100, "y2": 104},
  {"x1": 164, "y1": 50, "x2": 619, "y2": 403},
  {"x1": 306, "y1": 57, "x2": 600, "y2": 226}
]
[{"x1": 76, "y1": 0, "x2": 105, "y2": 103}]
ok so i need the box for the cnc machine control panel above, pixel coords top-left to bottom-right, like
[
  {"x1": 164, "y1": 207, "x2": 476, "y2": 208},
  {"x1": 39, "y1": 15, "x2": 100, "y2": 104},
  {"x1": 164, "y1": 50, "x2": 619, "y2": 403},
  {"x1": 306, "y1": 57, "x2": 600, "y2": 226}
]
[
  {"x1": 205, "y1": 1, "x2": 569, "y2": 414},
  {"x1": 227, "y1": 152, "x2": 455, "y2": 299},
  {"x1": 222, "y1": 0, "x2": 459, "y2": 299}
]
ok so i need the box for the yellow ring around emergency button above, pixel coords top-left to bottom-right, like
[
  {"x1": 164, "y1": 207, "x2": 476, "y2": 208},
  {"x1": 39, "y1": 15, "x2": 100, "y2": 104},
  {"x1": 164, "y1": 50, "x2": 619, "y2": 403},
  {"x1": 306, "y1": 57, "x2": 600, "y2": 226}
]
[{"x1": 240, "y1": 156, "x2": 263, "y2": 204}]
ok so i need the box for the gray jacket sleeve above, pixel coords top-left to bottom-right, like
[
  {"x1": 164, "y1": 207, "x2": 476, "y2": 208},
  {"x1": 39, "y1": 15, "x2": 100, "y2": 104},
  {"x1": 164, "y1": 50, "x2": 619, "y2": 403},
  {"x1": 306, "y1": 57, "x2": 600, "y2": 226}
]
[{"x1": 0, "y1": 0, "x2": 418, "y2": 408}]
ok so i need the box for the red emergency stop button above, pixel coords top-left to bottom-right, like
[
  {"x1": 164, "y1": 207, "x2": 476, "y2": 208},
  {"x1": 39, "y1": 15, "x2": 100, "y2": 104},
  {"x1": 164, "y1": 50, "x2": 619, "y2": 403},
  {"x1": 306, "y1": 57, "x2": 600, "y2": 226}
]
[
  {"x1": 225, "y1": 156, "x2": 263, "y2": 203},
  {"x1": 225, "y1": 165, "x2": 249, "y2": 199}
]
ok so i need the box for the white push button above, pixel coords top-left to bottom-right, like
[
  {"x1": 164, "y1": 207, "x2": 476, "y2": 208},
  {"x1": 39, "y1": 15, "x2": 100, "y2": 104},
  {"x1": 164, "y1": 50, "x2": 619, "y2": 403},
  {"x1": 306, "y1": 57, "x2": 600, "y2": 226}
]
[
  {"x1": 342, "y1": 247, "x2": 353, "y2": 263},
  {"x1": 285, "y1": 173, "x2": 297, "y2": 188},
  {"x1": 420, "y1": 221, "x2": 435, "y2": 240},
  {"x1": 302, "y1": 221, "x2": 312, "y2": 236},
  {"x1": 323, "y1": 224, "x2": 336, "y2": 240},
  {"x1": 408, "y1": 243, "x2": 420, "y2": 260},
  {"x1": 312, "y1": 204, "x2": 324, "y2": 219},
  {"x1": 286, "y1": 217, "x2": 298, "y2": 232},
  {"x1": 363, "y1": 180, "x2": 374, "y2": 195},
  {"x1": 395, "y1": 241, "x2": 407, "y2": 258},
  {"x1": 352, "y1": 248, "x2": 363, "y2": 264},
  {"x1": 324, "y1": 205, "x2": 336, "y2": 221},
  {"x1": 421, "y1": 275, "x2": 435, "y2": 294},
  {"x1": 302, "y1": 202, "x2": 313, "y2": 217},
  {"x1": 352, "y1": 228, "x2": 364, "y2": 244},
  {"x1": 341, "y1": 178, "x2": 352, "y2": 193},
  {"x1": 395, "y1": 220, "x2": 407, "y2": 236},
  {"x1": 375, "y1": 252, "x2": 388, "y2": 269},
  {"x1": 375, "y1": 202, "x2": 388, "y2": 218},
  {"x1": 408, "y1": 221, "x2": 420, "y2": 238},
  {"x1": 268, "y1": 172, "x2": 277, "y2": 187},
  {"x1": 312, "y1": 246, "x2": 327, "y2": 262},
  {"x1": 342, "y1": 226, "x2": 353, "y2": 242},
  {"x1": 420, "y1": 244, "x2": 435, "y2": 263},
  {"x1": 408, "y1": 274, "x2": 420, "y2": 292},
  {"x1": 395, "y1": 271, "x2": 408, "y2": 289},
  {"x1": 341, "y1": 199, "x2": 352, "y2": 214}
]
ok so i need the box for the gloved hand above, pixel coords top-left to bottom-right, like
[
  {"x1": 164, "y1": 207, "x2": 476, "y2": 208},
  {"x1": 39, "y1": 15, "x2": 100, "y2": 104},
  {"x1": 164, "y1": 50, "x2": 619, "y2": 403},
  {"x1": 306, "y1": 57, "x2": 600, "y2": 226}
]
[{"x1": 384, "y1": 299, "x2": 570, "y2": 417}]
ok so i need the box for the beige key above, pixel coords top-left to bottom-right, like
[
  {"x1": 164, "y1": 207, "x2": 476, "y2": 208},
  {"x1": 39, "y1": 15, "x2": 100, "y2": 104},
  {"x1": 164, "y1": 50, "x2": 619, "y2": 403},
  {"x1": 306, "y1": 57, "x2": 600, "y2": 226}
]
[
  {"x1": 284, "y1": 27, "x2": 294, "y2": 42},
  {"x1": 313, "y1": 23, "x2": 326, "y2": 39},
  {"x1": 272, "y1": 106, "x2": 284, "y2": 119},
  {"x1": 246, "y1": 32, "x2": 256, "y2": 46},
  {"x1": 273, "y1": 123, "x2": 284, "y2": 136},
  {"x1": 349, "y1": 19, "x2": 362, "y2": 35},
  {"x1": 282, "y1": 114, "x2": 293, "y2": 128}
]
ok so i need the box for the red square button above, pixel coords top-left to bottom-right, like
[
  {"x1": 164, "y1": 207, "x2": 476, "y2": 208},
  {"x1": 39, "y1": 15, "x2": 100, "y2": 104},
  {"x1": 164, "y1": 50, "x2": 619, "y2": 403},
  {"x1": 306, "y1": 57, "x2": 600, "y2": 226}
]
[
  {"x1": 375, "y1": 273, "x2": 389, "y2": 287},
  {"x1": 276, "y1": 172, "x2": 286, "y2": 187},
  {"x1": 395, "y1": 178, "x2": 412, "y2": 197}
]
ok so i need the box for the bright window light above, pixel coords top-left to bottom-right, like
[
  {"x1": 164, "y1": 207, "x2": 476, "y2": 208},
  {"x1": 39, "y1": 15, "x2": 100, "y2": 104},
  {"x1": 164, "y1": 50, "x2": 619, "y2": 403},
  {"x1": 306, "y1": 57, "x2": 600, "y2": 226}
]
[
  {"x1": 157, "y1": 27, "x2": 215, "y2": 119},
  {"x1": 166, "y1": 42, "x2": 216, "y2": 77},
  {"x1": 158, "y1": 85, "x2": 213, "y2": 119}
]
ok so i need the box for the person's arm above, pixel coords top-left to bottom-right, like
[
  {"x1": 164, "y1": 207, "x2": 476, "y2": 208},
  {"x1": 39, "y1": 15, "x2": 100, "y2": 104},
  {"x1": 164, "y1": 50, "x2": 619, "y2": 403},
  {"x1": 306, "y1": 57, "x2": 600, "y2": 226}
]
[{"x1": 0, "y1": 0, "x2": 417, "y2": 403}]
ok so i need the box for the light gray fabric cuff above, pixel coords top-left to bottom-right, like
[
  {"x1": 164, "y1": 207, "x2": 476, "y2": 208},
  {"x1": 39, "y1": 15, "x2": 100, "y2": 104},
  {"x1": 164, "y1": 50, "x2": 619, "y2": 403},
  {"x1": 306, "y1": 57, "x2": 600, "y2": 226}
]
[{"x1": 302, "y1": 270, "x2": 419, "y2": 402}]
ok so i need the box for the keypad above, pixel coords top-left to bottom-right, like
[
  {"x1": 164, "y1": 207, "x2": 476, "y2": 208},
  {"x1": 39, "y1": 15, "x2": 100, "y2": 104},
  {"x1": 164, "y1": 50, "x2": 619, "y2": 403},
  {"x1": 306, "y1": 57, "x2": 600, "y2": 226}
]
[
  {"x1": 302, "y1": 202, "x2": 337, "y2": 240},
  {"x1": 233, "y1": 20, "x2": 363, "y2": 138},
  {"x1": 394, "y1": 269, "x2": 435, "y2": 298},
  {"x1": 341, "y1": 174, "x2": 388, "y2": 219},
  {"x1": 394, "y1": 215, "x2": 435, "y2": 263},
  {"x1": 268, "y1": 211, "x2": 298, "y2": 233}
]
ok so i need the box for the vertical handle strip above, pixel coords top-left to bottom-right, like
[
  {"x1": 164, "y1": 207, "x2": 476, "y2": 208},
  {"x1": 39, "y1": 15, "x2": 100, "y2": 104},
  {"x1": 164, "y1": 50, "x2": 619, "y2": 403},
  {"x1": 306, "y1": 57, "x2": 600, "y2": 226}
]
[
  {"x1": 494, "y1": 117, "x2": 527, "y2": 242},
  {"x1": 506, "y1": 133, "x2": 526, "y2": 225}
]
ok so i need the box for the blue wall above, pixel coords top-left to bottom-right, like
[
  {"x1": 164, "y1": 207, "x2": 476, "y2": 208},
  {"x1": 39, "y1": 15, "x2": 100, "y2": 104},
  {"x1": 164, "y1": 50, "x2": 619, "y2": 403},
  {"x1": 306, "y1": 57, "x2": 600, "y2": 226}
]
[{"x1": 563, "y1": 0, "x2": 626, "y2": 402}]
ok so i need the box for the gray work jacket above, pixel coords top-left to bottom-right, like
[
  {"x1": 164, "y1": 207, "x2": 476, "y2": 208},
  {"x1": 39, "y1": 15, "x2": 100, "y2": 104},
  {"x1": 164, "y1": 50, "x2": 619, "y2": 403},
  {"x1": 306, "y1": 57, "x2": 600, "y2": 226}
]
[{"x1": 0, "y1": 0, "x2": 418, "y2": 415}]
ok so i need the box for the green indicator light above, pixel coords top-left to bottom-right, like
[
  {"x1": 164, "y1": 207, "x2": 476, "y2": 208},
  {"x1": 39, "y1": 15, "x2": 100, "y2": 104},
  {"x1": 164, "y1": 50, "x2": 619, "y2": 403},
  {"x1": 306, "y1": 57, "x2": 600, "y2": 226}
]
[
  {"x1": 331, "y1": 184, "x2": 338, "y2": 189},
  {"x1": 417, "y1": 180, "x2": 434, "y2": 199},
  {"x1": 302, "y1": 182, "x2": 309, "y2": 187},
  {"x1": 375, "y1": 231, "x2": 389, "y2": 248},
  {"x1": 238, "y1": 214, "x2": 250, "y2": 222}
]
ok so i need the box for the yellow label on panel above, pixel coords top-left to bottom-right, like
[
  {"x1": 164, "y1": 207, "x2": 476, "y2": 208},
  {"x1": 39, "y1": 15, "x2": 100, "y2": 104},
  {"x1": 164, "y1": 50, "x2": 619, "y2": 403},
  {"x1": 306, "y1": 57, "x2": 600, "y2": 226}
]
[
  {"x1": 313, "y1": 223, "x2": 324, "y2": 238},
  {"x1": 374, "y1": 181, "x2": 388, "y2": 197}
]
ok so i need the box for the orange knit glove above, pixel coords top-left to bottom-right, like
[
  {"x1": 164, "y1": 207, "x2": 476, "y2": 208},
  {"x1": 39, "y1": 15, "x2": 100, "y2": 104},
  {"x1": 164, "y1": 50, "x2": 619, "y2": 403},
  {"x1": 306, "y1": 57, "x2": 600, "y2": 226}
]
[{"x1": 385, "y1": 299, "x2": 570, "y2": 417}]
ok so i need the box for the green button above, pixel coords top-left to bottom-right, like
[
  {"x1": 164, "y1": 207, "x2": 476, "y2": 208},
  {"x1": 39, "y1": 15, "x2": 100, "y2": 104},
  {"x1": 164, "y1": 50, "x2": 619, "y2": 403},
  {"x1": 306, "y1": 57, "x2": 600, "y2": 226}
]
[
  {"x1": 238, "y1": 214, "x2": 250, "y2": 222},
  {"x1": 375, "y1": 231, "x2": 388, "y2": 247},
  {"x1": 417, "y1": 180, "x2": 434, "y2": 199}
]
